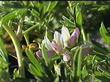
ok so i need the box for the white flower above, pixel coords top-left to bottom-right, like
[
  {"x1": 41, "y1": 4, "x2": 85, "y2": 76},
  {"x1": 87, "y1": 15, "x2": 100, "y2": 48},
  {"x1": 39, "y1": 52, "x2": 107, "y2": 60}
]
[
  {"x1": 51, "y1": 31, "x2": 64, "y2": 54},
  {"x1": 44, "y1": 36, "x2": 52, "y2": 50},
  {"x1": 61, "y1": 26, "x2": 70, "y2": 47},
  {"x1": 61, "y1": 27, "x2": 80, "y2": 48}
]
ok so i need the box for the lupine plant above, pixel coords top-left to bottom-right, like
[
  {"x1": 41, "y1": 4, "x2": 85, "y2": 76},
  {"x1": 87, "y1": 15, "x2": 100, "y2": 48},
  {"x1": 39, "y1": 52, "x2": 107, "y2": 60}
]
[{"x1": 0, "y1": 1, "x2": 110, "y2": 82}]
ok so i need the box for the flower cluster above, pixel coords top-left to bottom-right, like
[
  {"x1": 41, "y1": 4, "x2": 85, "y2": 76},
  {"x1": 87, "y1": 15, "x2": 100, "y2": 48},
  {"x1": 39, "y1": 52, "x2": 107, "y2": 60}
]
[{"x1": 36, "y1": 26, "x2": 80, "y2": 61}]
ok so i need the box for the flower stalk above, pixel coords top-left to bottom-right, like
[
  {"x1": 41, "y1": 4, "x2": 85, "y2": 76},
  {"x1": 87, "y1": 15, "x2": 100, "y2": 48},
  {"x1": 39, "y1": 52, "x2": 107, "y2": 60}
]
[
  {"x1": 3, "y1": 25, "x2": 25, "y2": 78},
  {"x1": 81, "y1": 28, "x2": 86, "y2": 44}
]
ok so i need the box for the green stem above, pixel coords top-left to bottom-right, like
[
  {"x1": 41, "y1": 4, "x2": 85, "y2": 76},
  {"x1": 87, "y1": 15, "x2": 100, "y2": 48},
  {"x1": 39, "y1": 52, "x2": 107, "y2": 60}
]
[
  {"x1": 91, "y1": 74, "x2": 94, "y2": 82},
  {"x1": 77, "y1": 47, "x2": 82, "y2": 78},
  {"x1": 3, "y1": 26, "x2": 25, "y2": 78},
  {"x1": 81, "y1": 28, "x2": 86, "y2": 44},
  {"x1": 23, "y1": 23, "x2": 39, "y2": 34},
  {"x1": 23, "y1": 23, "x2": 39, "y2": 45},
  {"x1": 23, "y1": 33, "x2": 29, "y2": 45}
]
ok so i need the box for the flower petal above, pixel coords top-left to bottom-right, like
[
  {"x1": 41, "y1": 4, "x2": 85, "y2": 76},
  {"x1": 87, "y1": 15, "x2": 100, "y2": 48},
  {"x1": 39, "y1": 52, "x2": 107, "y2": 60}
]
[
  {"x1": 69, "y1": 34, "x2": 77, "y2": 47},
  {"x1": 53, "y1": 31, "x2": 63, "y2": 48},
  {"x1": 48, "y1": 50, "x2": 55, "y2": 57},
  {"x1": 60, "y1": 34, "x2": 64, "y2": 48},
  {"x1": 36, "y1": 50, "x2": 42, "y2": 59},
  {"x1": 61, "y1": 26, "x2": 70, "y2": 47},
  {"x1": 71, "y1": 28, "x2": 80, "y2": 39},
  {"x1": 54, "y1": 31, "x2": 61, "y2": 44},
  {"x1": 44, "y1": 36, "x2": 52, "y2": 50},
  {"x1": 36, "y1": 50, "x2": 55, "y2": 59},
  {"x1": 51, "y1": 41, "x2": 63, "y2": 54},
  {"x1": 63, "y1": 52, "x2": 70, "y2": 62},
  {"x1": 68, "y1": 28, "x2": 80, "y2": 47}
]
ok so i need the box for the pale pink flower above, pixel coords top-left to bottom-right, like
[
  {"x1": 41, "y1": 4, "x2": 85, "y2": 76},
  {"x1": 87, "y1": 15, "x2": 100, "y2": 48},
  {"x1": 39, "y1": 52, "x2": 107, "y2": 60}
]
[
  {"x1": 61, "y1": 27, "x2": 80, "y2": 48},
  {"x1": 36, "y1": 50, "x2": 55, "y2": 59},
  {"x1": 63, "y1": 52, "x2": 71, "y2": 62},
  {"x1": 51, "y1": 31, "x2": 64, "y2": 54}
]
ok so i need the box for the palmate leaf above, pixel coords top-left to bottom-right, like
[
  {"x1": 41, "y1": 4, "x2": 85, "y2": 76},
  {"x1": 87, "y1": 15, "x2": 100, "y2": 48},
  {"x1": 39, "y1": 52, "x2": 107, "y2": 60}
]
[{"x1": 100, "y1": 22, "x2": 110, "y2": 45}]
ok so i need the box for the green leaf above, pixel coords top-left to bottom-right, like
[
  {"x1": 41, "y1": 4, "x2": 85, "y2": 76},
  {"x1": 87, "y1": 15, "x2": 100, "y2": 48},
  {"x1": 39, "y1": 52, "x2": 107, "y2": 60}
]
[
  {"x1": 62, "y1": 15, "x2": 74, "y2": 26},
  {"x1": 0, "y1": 38, "x2": 8, "y2": 61},
  {"x1": 31, "y1": 9, "x2": 40, "y2": 17},
  {"x1": 25, "y1": 49, "x2": 45, "y2": 77},
  {"x1": 81, "y1": 65, "x2": 88, "y2": 78},
  {"x1": 28, "y1": 64, "x2": 43, "y2": 78},
  {"x1": 0, "y1": 9, "x2": 27, "y2": 26},
  {"x1": 100, "y1": 22, "x2": 110, "y2": 45},
  {"x1": 0, "y1": 57, "x2": 8, "y2": 70},
  {"x1": 43, "y1": 1, "x2": 58, "y2": 14},
  {"x1": 41, "y1": 40, "x2": 50, "y2": 66},
  {"x1": 54, "y1": 76, "x2": 59, "y2": 82},
  {"x1": 71, "y1": 47, "x2": 80, "y2": 77},
  {"x1": 76, "y1": 47, "x2": 82, "y2": 78},
  {"x1": 47, "y1": 1, "x2": 58, "y2": 12},
  {"x1": 75, "y1": 5, "x2": 83, "y2": 27},
  {"x1": 0, "y1": 56, "x2": 10, "y2": 82},
  {"x1": 0, "y1": 70, "x2": 11, "y2": 82},
  {"x1": 95, "y1": 71, "x2": 110, "y2": 82},
  {"x1": 92, "y1": 40, "x2": 109, "y2": 54},
  {"x1": 12, "y1": 78, "x2": 31, "y2": 82}
]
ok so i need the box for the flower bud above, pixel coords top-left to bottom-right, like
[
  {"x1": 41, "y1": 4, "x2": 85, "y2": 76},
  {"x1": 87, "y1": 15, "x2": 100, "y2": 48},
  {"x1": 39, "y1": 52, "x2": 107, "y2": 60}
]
[
  {"x1": 36, "y1": 50, "x2": 55, "y2": 59},
  {"x1": 68, "y1": 28, "x2": 80, "y2": 47},
  {"x1": 63, "y1": 52, "x2": 70, "y2": 62}
]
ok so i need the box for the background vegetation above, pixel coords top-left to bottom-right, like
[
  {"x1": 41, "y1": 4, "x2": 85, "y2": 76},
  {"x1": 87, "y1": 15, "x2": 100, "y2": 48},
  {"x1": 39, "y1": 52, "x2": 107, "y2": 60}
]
[{"x1": 0, "y1": 1, "x2": 110, "y2": 82}]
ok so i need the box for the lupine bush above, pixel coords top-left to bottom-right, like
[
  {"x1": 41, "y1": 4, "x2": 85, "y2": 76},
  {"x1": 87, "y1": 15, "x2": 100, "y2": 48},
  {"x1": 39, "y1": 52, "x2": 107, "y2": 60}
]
[{"x1": 0, "y1": 1, "x2": 110, "y2": 82}]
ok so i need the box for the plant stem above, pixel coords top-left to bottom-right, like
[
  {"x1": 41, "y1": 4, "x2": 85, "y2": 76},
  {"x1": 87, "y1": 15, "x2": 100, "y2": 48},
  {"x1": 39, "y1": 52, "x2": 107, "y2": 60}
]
[
  {"x1": 23, "y1": 33, "x2": 29, "y2": 45},
  {"x1": 23, "y1": 23, "x2": 39, "y2": 45},
  {"x1": 23, "y1": 23, "x2": 39, "y2": 34},
  {"x1": 3, "y1": 26, "x2": 25, "y2": 78},
  {"x1": 81, "y1": 28, "x2": 86, "y2": 44}
]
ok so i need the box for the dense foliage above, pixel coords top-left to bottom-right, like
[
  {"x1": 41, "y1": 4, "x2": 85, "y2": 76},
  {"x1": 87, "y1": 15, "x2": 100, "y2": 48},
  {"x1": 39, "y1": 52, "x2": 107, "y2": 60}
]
[{"x1": 0, "y1": 1, "x2": 110, "y2": 82}]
